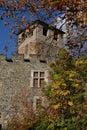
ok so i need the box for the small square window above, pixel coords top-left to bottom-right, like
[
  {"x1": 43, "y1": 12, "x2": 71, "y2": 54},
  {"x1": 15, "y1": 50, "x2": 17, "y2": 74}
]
[{"x1": 31, "y1": 71, "x2": 46, "y2": 87}]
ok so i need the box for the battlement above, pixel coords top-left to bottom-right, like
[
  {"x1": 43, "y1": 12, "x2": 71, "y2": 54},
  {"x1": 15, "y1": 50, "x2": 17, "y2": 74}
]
[
  {"x1": 0, "y1": 20, "x2": 64, "y2": 129},
  {"x1": 0, "y1": 54, "x2": 47, "y2": 64}
]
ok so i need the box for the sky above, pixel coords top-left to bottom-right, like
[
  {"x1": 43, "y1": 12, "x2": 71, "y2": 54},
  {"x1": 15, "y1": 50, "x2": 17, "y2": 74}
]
[{"x1": 0, "y1": 19, "x2": 17, "y2": 58}]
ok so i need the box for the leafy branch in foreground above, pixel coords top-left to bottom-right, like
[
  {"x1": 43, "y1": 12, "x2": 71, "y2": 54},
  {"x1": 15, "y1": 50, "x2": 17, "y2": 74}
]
[{"x1": 40, "y1": 48, "x2": 87, "y2": 130}]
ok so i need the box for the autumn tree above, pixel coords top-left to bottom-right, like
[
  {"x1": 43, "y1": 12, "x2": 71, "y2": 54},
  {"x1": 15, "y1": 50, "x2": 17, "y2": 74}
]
[
  {"x1": 36, "y1": 48, "x2": 87, "y2": 130},
  {"x1": 0, "y1": 0, "x2": 59, "y2": 34},
  {"x1": 46, "y1": 0, "x2": 87, "y2": 57},
  {"x1": 0, "y1": 0, "x2": 87, "y2": 57}
]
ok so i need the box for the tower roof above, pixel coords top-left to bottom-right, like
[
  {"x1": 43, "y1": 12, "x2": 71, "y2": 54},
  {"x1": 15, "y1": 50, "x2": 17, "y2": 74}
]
[{"x1": 17, "y1": 20, "x2": 65, "y2": 35}]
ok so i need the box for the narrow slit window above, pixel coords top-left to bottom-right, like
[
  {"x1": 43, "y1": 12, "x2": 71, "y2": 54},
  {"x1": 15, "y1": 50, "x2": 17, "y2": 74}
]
[
  {"x1": 43, "y1": 27, "x2": 48, "y2": 36},
  {"x1": 54, "y1": 31, "x2": 57, "y2": 41}
]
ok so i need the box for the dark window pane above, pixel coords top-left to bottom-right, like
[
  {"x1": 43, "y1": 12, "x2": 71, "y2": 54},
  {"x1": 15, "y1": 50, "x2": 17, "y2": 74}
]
[
  {"x1": 54, "y1": 31, "x2": 57, "y2": 41},
  {"x1": 33, "y1": 79, "x2": 38, "y2": 87},
  {"x1": 0, "y1": 124, "x2": 2, "y2": 130},
  {"x1": 40, "y1": 79, "x2": 44, "y2": 87},
  {"x1": 34, "y1": 72, "x2": 38, "y2": 77},
  {"x1": 40, "y1": 72, "x2": 44, "y2": 77},
  {"x1": 43, "y1": 27, "x2": 48, "y2": 36}
]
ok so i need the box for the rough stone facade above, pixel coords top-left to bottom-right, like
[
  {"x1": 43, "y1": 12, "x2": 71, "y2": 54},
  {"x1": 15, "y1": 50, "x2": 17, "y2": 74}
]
[
  {"x1": 0, "y1": 54, "x2": 49, "y2": 128},
  {"x1": 0, "y1": 20, "x2": 64, "y2": 129},
  {"x1": 18, "y1": 20, "x2": 64, "y2": 62}
]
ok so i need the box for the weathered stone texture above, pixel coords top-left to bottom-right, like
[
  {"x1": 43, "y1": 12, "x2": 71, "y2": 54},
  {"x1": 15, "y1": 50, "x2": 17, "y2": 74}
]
[
  {"x1": 18, "y1": 20, "x2": 64, "y2": 62},
  {"x1": 0, "y1": 54, "x2": 49, "y2": 127},
  {"x1": 0, "y1": 20, "x2": 65, "y2": 128}
]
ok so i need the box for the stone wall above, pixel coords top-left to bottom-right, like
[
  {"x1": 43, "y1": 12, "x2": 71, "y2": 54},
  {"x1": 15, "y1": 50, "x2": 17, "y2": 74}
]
[
  {"x1": 0, "y1": 21, "x2": 64, "y2": 128},
  {"x1": 0, "y1": 54, "x2": 49, "y2": 128},
  {"x1": 18, "y1": 21, "x2": 64, "y2": 62}
]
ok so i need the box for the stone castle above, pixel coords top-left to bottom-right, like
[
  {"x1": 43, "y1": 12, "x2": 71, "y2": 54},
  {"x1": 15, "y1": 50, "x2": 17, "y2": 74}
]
[{"x1": 0, "y1": 20, "x2": 64, "y2": 129}]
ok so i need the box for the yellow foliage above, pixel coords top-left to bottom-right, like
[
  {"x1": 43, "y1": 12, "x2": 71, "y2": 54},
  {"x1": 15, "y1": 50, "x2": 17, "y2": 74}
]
[
  {"x1": 62, "y1": 83, "x2": 67, "y2": 87},
  {"x1": 51, "y1": 82, "x2": 67, "y2": 90},
  {"x1": 69, "y1": 71, "x2": 76, "y2": 78},
  {"x1": 60, "y1": 90, "x2": 70, "y2": 96},
  {"x1": 53, "y1": 104, "x2": 60, "y2": 110},
  {"x1": 75, "y1": 59, "x2": 83, "y2": 66},
  {"x1": 51, "y1": 82, "x2": 61, "y2": 90},
  {"x1": 68, "y1": 101, "x2": 73, "y2": 106},
  {"x1": 69, "y1": 78, "x2": 73, "y2": 81},
  {"x1": 72, "y1": 83, "x2": 79, "y2": 87}
]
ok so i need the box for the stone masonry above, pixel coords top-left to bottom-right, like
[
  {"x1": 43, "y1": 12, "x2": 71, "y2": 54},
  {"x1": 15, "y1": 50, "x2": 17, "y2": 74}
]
[
  {"x1": 18, "y1": 20, "x2": 64, "y2": 62},
  {"x1": 0, "y1": 20, "x2": 64, "y2": 129},
  {"x1": 0, "y1": 54, "x2": 49, "y2": 128}
]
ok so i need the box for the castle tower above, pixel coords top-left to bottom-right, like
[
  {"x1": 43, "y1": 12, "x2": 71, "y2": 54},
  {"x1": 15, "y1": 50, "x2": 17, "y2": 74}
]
[
  {"x1": 17, "y1": 20, "x2": 64, "y2": 62},
  {"x1": 0, "y1": 20, "x2": 65, "y2": 129}
]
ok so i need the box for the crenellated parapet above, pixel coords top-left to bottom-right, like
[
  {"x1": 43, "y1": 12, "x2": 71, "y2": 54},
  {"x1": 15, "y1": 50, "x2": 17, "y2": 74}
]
[
  {"x1": 0, "y1": 54, "x2": 23, "y2": 62},
  {"x1": 0, "y1": 20, "x2": 64, "y2": 129},
  {"x1": 0, "y1": 54, "x2": 47, "y2": 64}
]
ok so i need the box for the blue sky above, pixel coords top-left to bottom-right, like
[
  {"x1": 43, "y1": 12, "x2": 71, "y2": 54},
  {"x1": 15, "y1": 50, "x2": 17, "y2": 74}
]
[{"x1": 0, "y1": 19, "x2": 17, "y2": 58}]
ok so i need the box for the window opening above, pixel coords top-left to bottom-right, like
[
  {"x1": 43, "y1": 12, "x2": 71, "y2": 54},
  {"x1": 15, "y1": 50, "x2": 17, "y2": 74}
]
[
  {"x1": 43, "y1": 27, "x2": 48, "y2": 36},
  {"x1": 54, "y1": 31, "x2": 57, "y2": 41},
  {"x1": 24, "y1": 59, "x2": 30, "y2": 62},
  {"x1": 40, "y1": 60, "x2": 46, "y2": 63},
  {"x1": 0, "y1": 124, "x2": 2, "y2": 130},
  {"x1": 40, "y1": 79, "x2": 44, "y2": 87},
  {"x1": 33, "y1": 71, "x2": 45, "y2": 87},
  {"x1": 40, "y1": 72, "x2": 44, "y2": 77},
  {"x1": 33, "y1": 79, "x2": 38, "y2": 87},
  {"x1": 6, "y1": 58, "x2": 13, "y2": 62},
  {"x1": 34, "y1": 72, "x2": 38, "y2": 77}
]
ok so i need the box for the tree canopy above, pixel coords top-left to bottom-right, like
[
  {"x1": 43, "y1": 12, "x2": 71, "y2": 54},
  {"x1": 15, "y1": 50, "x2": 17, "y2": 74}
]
[{"x1": 40, "y1": 49, "x2": 87, "y2": 130}]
